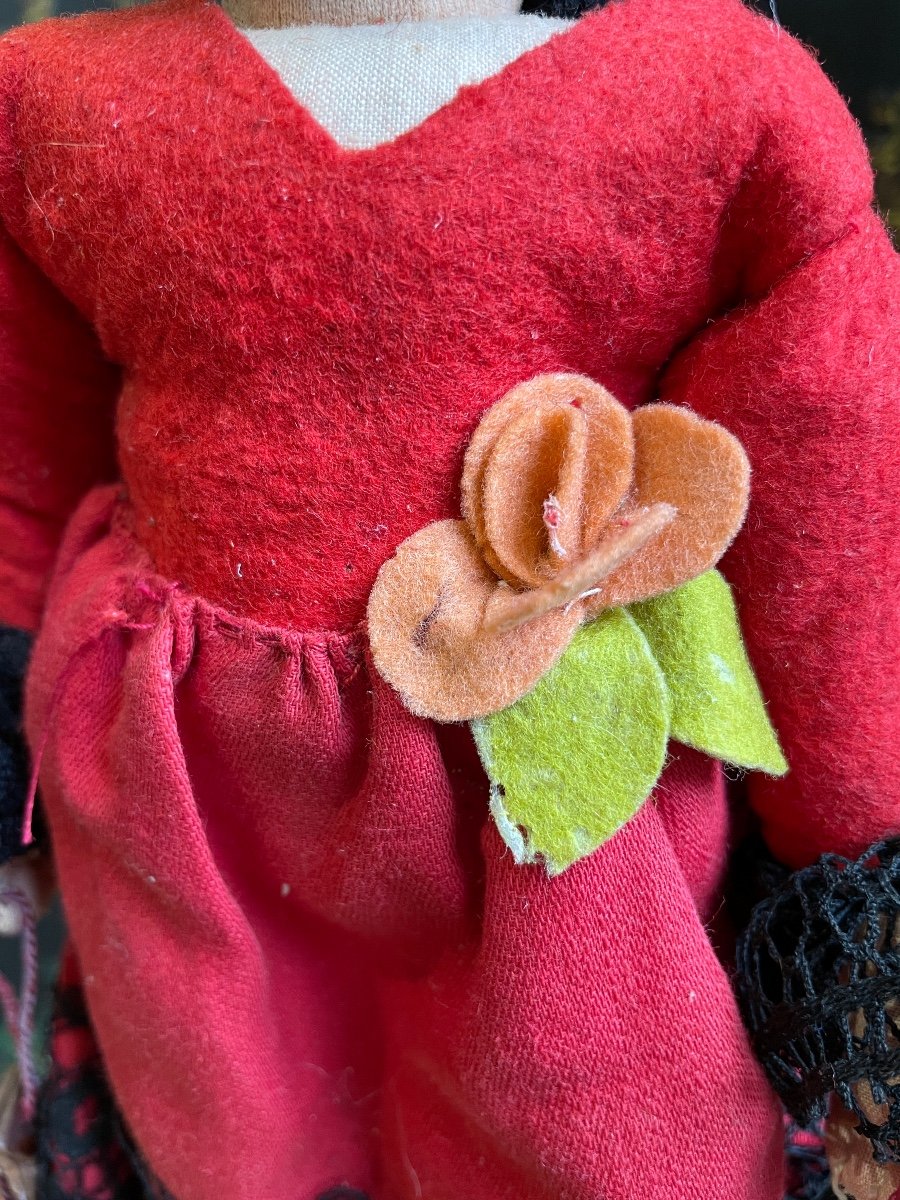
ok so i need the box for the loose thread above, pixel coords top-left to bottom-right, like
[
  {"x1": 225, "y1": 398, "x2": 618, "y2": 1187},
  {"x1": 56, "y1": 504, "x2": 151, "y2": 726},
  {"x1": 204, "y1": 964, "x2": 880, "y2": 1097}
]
[
  {"x1": 542, "y1": 494, "x2": 567, "y2": 559},
  {"x1": 21, "y1": 594, "x2": 164, "y2": 847},
  {"x1": 0, "y1": 887, "x2": 40, "y2": 1122}
]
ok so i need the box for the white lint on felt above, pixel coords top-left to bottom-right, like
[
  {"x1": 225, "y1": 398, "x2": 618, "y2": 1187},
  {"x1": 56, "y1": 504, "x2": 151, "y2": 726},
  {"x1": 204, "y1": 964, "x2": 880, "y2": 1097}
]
[{"x1": 242, "y1": 14, "x2": 570, "y2": 150}]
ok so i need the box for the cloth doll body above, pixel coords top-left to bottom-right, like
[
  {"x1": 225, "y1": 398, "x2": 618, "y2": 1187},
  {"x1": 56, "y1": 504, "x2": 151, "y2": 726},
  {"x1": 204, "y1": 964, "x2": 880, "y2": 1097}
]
[{"x1": 0, "y1": 0, "x2": 898, "y2": 1197}]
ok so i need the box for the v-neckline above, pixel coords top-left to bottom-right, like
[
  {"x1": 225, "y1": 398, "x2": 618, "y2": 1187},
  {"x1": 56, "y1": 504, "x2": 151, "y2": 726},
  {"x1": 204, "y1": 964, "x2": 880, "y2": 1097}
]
[{"x1": 198, "y1": 0, "x2": 612, "y2": 160}]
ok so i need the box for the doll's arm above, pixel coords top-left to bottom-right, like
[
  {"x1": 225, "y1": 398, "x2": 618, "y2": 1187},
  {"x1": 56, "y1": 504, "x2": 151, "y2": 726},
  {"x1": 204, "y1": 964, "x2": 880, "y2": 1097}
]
[
  {"x1": 0, "y1": 219, "x2": 120, "y2": 862},
  {"x1": 0, "y1": 221, "x2": 120, "y2": 634},
  {"x1": 660, "y1": 206, "x2": 900, "y2": 869},
  {"x1": 653, "y1": 4, "x2": 900, "y2": 869},
  {"x1": 659, "y1": 20, "x2": 900, "y2": 1178},
  {"x1": 661, "y1": 164, "x2": 900, "y2": 1198}
]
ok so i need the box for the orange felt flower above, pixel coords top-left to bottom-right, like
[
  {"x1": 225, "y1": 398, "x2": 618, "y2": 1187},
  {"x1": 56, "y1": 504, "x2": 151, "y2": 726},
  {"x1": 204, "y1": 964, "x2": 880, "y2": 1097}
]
[{"x1": 368, "y1": 374, "x2": 750, "y2": 722}]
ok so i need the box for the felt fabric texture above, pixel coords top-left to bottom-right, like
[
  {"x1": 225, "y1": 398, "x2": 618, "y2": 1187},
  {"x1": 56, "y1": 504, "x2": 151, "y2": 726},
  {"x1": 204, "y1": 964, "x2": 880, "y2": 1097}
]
[
  {"x1": 371, "y1": 373, "x2": 748, "y2": 720},
  {"x1": 584, "y1": 404, "x2": 750, "y2": 613},
  {"x1": 241, "y1": 16, "x2": 569, "y2": 151},
  {"x1": 462, "y1": 374, "x2": 635, "y2": 584},
  {"x1": 367, "y1": 517, "x2": 581, "y2": 720},
  {"x1": 0, "y1": 225, "x2": 118, "y2": 635},
  {"x1": 630, "y1": 570, "x2": 787, "y2": 776},
  {"x1": 463, "y1": 377, "x2": 751, "y2": 607},
  {"x1": 472, "y1": 608, "x2": 670, "y2": 874},
  {"x1": 661, "y1": 218, "x2": 900, "y2": 871},
  {"x1": 474, "y1": 569, "x2": 784, "y2": 875},
  {"x1": 0, "y1": 0, "x2": 896, "y2": 1193},
  {"x1": 484, "y1": 502, "x2": 674, "y2": 633}
]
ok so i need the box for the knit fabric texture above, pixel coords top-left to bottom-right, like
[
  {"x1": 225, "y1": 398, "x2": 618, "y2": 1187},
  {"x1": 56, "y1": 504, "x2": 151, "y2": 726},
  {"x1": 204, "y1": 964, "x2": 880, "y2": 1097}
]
[
  {"x1": 737, "y1": 839, "x2": 900, "y2": 1162},
  {"x1": 242, "y1": 15, "x2": 569, "y2": 150},
  {"x1": 0, "y1": 624, "x2": 31, "y2": 862},
  {"x1": 23, "y1": 487, "x2": 783, "y2": 1200},
  {"x1": 0, "y1": 0, "x2": 897, "y2": 1195}
]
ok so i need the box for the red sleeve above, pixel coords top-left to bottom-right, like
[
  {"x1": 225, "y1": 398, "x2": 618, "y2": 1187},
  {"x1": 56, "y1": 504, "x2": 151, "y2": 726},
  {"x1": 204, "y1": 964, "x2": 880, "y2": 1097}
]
[
  {"x1": 660, "y1": 14, "x2": 900, "y2": 868},
  {"x1": 0, "y1": 218, "x2": 119, "y2": 633}
]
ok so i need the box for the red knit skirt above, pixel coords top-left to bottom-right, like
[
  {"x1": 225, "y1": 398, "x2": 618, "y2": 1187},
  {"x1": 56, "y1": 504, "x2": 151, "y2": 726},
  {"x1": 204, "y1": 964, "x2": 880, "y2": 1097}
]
[{"x1": 26, "y1": 486, "x2": 784, "y2": 1200}]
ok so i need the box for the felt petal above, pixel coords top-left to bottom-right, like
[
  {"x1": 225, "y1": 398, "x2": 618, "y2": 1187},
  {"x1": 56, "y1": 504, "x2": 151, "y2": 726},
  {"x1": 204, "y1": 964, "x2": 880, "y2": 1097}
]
[
  {"x1": 472, "y1": 609, "x2": 671, "y2": 875},
  {"x1": 367, "y1": 519, "x2": 580, "y2": 722},
  {"x1": 482, "y1": 402, "x2": 588, "y2": 587},
  {"x1": 629, "y1": 570, "x2": 788, "y2": 775},
  {"x1": 587, "y1": 404, "x2": 750, "y2": 611},
  {"x1": 462, "y1": 374, "x2": 634, "y2": 587},
  {"x1": 484, "y1": 502, "x2": 675, "y2": 635}
]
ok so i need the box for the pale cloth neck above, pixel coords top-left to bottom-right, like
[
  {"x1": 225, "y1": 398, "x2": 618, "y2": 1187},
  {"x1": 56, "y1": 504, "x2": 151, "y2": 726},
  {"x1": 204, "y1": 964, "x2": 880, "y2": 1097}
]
[
  {"x1": 224, "y1": 0, "x2": 522, "y2": 29},
  {"x1": 239, "y1": 14, "x2": 570, "y2": 149}
]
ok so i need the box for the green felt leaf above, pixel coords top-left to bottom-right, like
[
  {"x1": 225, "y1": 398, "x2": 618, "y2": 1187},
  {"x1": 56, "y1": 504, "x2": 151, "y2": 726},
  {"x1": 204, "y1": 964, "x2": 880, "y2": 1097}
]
[
  {"x1": 472, "y1": 609, "x2": 670, "y2": 875},
  {"x1": 629, "y1": 570, "x2": 788, "y2": 776}
]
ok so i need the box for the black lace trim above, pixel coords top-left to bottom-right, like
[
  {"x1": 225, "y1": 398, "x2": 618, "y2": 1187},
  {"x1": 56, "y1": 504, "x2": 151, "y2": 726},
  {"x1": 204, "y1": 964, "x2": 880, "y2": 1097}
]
[{"x1": 736, "y1": 838, "x2": 900, "y2": 1163}]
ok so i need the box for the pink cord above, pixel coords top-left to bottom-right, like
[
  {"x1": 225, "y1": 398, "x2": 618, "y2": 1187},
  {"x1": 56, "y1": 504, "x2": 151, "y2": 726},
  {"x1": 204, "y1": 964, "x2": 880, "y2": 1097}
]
[
  {"x1": 21, "y1": 722, "x2": 52, "y2": 849},
  {"x1": 0, "y1": 886, "x2": 40, "y2": 1121}
]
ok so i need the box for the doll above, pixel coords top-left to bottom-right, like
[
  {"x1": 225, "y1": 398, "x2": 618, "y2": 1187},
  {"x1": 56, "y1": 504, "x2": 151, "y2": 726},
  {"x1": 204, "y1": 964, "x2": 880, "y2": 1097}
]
[{"x1": 0, "y1": 0, "x2": 898, "y2": 1197}]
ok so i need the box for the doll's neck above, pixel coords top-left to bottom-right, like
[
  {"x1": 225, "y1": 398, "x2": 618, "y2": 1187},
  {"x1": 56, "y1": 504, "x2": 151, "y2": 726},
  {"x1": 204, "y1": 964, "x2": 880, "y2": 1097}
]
[{"x1": 223, "y1": 0, "x2": 522, "y2": 29}]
